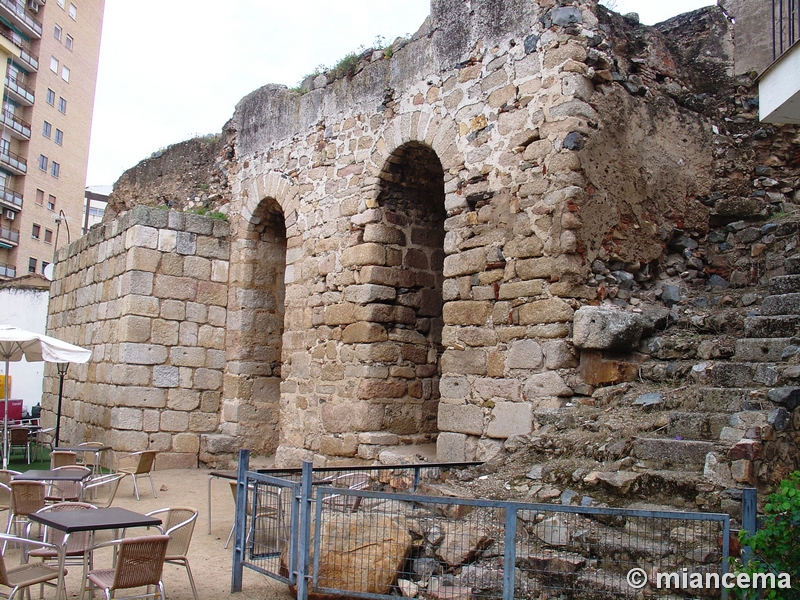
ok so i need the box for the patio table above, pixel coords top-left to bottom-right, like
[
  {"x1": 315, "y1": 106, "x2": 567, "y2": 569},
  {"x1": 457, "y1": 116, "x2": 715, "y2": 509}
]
[{"x1": 28, "y1": 506, "x2": 162, "y2": 600}]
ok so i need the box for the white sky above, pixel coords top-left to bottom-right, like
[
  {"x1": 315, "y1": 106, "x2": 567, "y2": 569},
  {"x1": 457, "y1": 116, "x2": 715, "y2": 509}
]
[{"x1": 85, "y1": 0, "x2": 714, "y2": 187}]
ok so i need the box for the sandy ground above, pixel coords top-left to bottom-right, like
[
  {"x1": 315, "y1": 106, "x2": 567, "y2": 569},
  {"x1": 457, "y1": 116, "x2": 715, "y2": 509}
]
[{"x1": 8, "y1": 468, "x2": 294, "y2": 600}]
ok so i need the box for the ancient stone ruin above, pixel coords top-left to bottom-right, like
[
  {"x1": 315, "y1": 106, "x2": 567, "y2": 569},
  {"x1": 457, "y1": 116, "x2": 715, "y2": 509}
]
[{"x1": 44, "y1": 0, "x2": 798, "y2": 510}]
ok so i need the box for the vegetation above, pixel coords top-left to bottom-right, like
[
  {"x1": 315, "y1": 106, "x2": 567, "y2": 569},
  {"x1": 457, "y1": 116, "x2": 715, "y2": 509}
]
[
  {"x1": 190, "y1": 207, "x2": 227, "y2": 220},
  {"x1": 734, "y1": 471, "x2": 800, "y2": 599}
]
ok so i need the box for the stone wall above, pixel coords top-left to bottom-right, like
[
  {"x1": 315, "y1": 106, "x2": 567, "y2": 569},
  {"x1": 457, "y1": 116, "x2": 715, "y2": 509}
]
[{"x1": 45, "y1": 207, "x2": 232, "y2": 469}]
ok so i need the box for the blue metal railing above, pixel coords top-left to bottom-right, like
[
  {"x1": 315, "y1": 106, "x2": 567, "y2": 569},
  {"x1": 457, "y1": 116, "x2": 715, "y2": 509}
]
[{"x1": 773, "y1": 0, "x2": 800, "y2": 60}]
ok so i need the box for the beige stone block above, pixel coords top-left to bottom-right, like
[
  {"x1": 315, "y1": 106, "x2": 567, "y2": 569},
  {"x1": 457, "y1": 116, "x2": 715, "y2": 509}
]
[
  {"x1": 358, "y1": 432, "x2": 399, "y2": 445},
  {"x1": 170, "y1": 347, "x2": 207, "y2": 368},
  {"x1": 109, "y1": 431, "x2": 149, "y2": 452},
  {"x1": 486, "y1": 402, "x2": 532, "y2": 438},
  {"x1": 474, "y1": 378, "x2": 522, "y2": 401},
  {"x1": 342, "y1": 322, "x2": 388, "y2": 343},
  {"x1": 194, "y1": 368, "x2": 223, "y2": 390},
  {"x1": 122, "y1": 295, "x2": 160, "y2": 318},
  {"x1": 160, "y1": 300, "x2": 186, "y2": 321},
  {"x1": 156, "y1": 453, "x2": 198, "y2": 470},
  {"x1": 443, "y1": 301, "x2": 492, "y2": 326},
  {"x1": 184, "y1": 256, "x2": 212, "y2": 279},
  {"x1": 518, "y1": 298, "x2": 574, "y2": 324},
  {"x1": 441, "y1": 348, "x2": 487, "y2": 375},
  {"x1": 173, "y1": 433, "x2": 200, "y2": 454},
  {"x1": 543, "y1": 340, "x2": 577, "y2": 369},
  {"x1": 179, "y1": 322, "x2": 199, "y2": 346},
  {"x1": 117, "y1": 386, "x2": 167, "y2": 409},
  {"x1": 119, "y1": 343, "x2": 168, "y2": 365},
  {"x1": 125, "y1": 225, "x2": 158, "y2": 250},
  {"x1": 443, "y1": 247, "x2": 486, "y2": 277},
  {"x1": 343, "y1": 284, "x2": 396, "y2": 304},
  {"x1": 200, "y1": 391, "x2": 220, "y2": 413},
  {"x1": 543, "y1": 40, "x2": 588, "y2": 70},
  {"x1": 125, "y1": 247, "x2": 161, "y2": 273},
  {"x1": 153, "y1": 275, "x2": 197, "y2": 301},
  {"x1": 110, "y1": 407, "x2": 143, "y2": 430},
  {"x1": 158, "y1": 229, "x2": 177, "y2": 252},
  {"x1": 151, "y1": 319, "x2": 179, "y2": 346},
  {"x1": 198, "y1": 325, "x2": 225, "y2": 350},
  {"x1": 159, "y1": 253, "x2": 184, "y2": 277},
  {"x1": 186, "y1": 302, "x2": 208, "y2": 323},
  {"x1": 488, "y1": 84, "x2": 516, "y2": 108},
  {"x1": 111, "y1": 364, "x2": 151, "y2": 386},
  {"x1": 523, "y1": 371, "x2": 573, "y2": 397},
  {"x1": 211, "y1": 259, "x2": 229, "y2": 283},
  {"x1": 363, "y1": 224, "x2": 405, "y2": 245},
  {"x1": 341, "y1": 243, "x2": 385, "y2": 267},
  {"x1": 161, "y1": 410, "x2": 190, "y2": 432},
  {"x1": 142, "y1": 409, "x2": 160, "y2": 432},
  {"x1": 189, "y1": 412, "x2": 218, "y2": 432},
  {"x1": 508, "y1": 339, "x2": 544, "y2": 369},
  {"x1": 207, "y1": 306, "x2": 226, "y2": 327},
  {"x1": 436, "y1": 432, "x2": 467, "y2": 462},
  {"x1": 457, "y1": 327, "x2": 498, "y2": 347},
  {"x1": 357, "y1": 378, "x2": 407, "y2": 399},
  {"x1": 438, "y1": 403, "x2": 484, "y2": 435},
  {"x1": 147, "y1": 433, "x2": 173, "y2": 453},
  {"x1": 499, "y1": 280, "x2": 545, "y2": 299},
  {"x1": 320, "y1": 402, "x2": 384, "y2": 433},
  {"x1": 118, "y1": 315, "x2": 151, "y2": 343},
  {"x1": 319, "y1": 434, "x2": 358, "y2": 457},
  {"x1": 195, "y1": 236, "x2": 230, "y2": 260},
  {"x1": 547, "y1": 152, "x2": 582, "y2": 172},
  {"x1": 522, "y1": 139, "x2": 553, "y2": 161},
  {"x1": 324, "y1": 303, "x2": 356, "y2": 326}
]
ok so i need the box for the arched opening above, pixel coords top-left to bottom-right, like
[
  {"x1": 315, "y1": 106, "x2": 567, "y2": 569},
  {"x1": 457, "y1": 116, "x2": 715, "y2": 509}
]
[
  {"x1": 226, "y1": 197, "x2": 286, "y2": 455},
  {"x1": 374, "y1": 142, "x2": 446, "y2": 439}
]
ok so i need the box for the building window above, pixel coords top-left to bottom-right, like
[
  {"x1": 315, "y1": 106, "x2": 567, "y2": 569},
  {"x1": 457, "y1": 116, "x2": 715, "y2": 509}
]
[
  {"x1": 28, "y1": 258, "x2": 36, "y2": 274},
  {"x1": 44, "y1": 229, "x2": 53, "y2": 243},
  {"x1": 57, "y1": 0, "x2": 64, "y2": 7},
  {"x1": 61, "y1": 66, "x2": 70, "y2": 82},
  {"x1": 65, "y1": 34, "x2": 73, "y2": 51},
  {"x1": 47, "y1": 195, "x2": 56, "y2": 210},
  {"x1": 54, "y1": 23, "x2": 62, "y2": 41},
  {"x1": 55, "y1": 129, "x2": 63, "y2": 145},
  {"x1": 50, "y1": 56, "x2": 58, "y2": 73},
  {"x1": 42, "y1": 121, "x2": 51, "y2": 138},
  {"x1": 0, "y1": 139, "x2": 9, "y2": 155},
  {"x1": 46, "y1": 89, "x2": 55, "y2": 105},
  {"x1": 31, "y1": 224, "x2": 40, "y2": 239},
  {"x1": 38, "y1": 155, "x2": 47, "y2": 171},
  {"x1": 35, "y1": 189, "x2": 44, "y2": 206},
  {"x1": 41, "y1": 261, "x2": 49, "y2": 274},
  {"x1": 68, "y1": 3, "x2": 76, "y2": 19},
  {"x1": 51, "y1": 162, "x2": 60, "y2": 178},
  {"x1": 57, "y1": 97, "x2": 67, "y2": 114}
]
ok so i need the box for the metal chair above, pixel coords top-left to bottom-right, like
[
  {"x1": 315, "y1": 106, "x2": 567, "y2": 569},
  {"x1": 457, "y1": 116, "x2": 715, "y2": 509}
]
[
  {"x1": 0, "y1": 471, "x2": 20, "y2": 516},
  {"x1": 32, "y1": 428, "x2": 54, "y2": 462},
  {"x1": 116, "y1": 451, "x2": 157, "y2": 500},
  {"x1": 77, "y1": 442, "x2": 105, "y2": 476},
  {"x1": 50, "y1": 451, "x2": 77, "y2": 469},
  {"x1": 84, "y1": 535, "x2": 170, "y2": 600},
  {"x1": 0, "y1": 533, "x2": 66, "y2": 600},
  {"x1": 81, "y1": 473, "x2": 126, "y2": 508},
  {"x1": 44, "y1": 466, "x2": 91, "y2": 503},
  {"x1": 320, "y1": 472, "x2": 371, "y2": 512},
  {"x1": 3, "y1": 481, "x2": 46, "y2": 554},
  {"x1": 7, "y1": 429, "x2": 30, "y2": 465},
  {"x1": 225, "y1": 480, "x2": 286, "y2": 556},
  {"x1": 145, "y1": 507, "x2": 199, "y2": 600},
  {"x1": 29, "y1": 502, "x2": 98, "y2": 570}
]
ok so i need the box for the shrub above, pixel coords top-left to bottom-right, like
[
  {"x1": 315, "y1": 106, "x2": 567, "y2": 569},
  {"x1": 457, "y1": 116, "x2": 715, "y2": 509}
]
[{"x1": 735, "y1": 471, "x2": 800, "y2": 599}]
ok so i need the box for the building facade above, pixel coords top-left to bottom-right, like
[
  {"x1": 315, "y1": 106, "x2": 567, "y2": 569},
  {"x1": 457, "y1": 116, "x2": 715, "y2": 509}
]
[{"x1": 0, "y1": 0, "x2": 104, "y2": 280}]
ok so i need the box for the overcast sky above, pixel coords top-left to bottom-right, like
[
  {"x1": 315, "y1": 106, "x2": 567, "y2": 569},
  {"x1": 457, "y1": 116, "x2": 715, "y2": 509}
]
[{"x1": 85, "y1": 0, "x2": 714, "y2": 188}]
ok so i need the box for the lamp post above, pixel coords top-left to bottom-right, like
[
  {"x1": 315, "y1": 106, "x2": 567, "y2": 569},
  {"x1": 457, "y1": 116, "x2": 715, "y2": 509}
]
[{"x1": 54, "y1": 362, "x2": 68, "y2": 446}]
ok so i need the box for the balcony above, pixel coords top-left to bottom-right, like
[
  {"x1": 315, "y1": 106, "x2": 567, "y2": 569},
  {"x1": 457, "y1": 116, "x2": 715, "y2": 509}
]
[
  {"x1": 0, "y1": 0, "x2": 42, "y2": 39},
  {"x1": 0, "y1": 24, "x2": 38, "y2": 71},
  {"x1": 0, "y1": 263, "x2": 15, "y2": 278},
  {"x1": 4, "y1": 73, "x2": 33, "y2": 106},
  {"x1": 0, "y1": 110, "x2": 30, "y2": 140},
  {"x1": 0, "y1": 147, "x2": 26, "y2": 175},
  {"x1": 0, "y1": 185, "x2": 22, "y2": 212},
  {"x1": 0, "y1": 226, "x2": 19, "y2": 247},
  {"x1": 760, "y1": 0, "x2": 800, "y2": 123}
]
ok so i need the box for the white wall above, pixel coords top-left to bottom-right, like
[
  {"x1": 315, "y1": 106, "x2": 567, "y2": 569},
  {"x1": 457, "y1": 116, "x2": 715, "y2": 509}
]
[{"x1": 0, "y1": 287, "x2": 49, "y2": 412}]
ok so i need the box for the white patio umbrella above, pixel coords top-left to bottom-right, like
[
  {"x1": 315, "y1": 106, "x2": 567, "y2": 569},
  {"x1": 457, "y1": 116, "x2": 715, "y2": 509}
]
[{"x1": 0, "y1": 325, "x2": 91, "y2": 468}]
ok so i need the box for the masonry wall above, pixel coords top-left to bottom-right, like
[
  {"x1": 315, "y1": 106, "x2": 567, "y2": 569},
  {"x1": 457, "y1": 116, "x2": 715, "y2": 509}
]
[{"x1": 45, "y1": 207, "x2": 231, "y2": 468}]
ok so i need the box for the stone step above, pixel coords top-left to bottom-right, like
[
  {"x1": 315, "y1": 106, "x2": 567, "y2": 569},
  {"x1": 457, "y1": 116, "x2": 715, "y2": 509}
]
[
  {"x1": 632, "y1": 437, "x2": 715, "y2": 468},
  {"x1": 770, "y1": 274, "x2": 800, "y2": 295},
  {"x1": 744, "y1": 315, "x2": 800, "y2": 338},
  {"x1": 697, "y1": 387, "x2": 763, "y2": 411},
  {"x1": 662, "y1": 411, "x2": 730, "y2": 441},
  {"x1": 710, "y1": 362, "x2": 778, "y2": 387},
  {"x1": 786, "y1": 255, "x2": 800, "y2": 275},
  {"x1": 762, "y1": 293, "x2": 800, "y2": 316},
  {"x1": 734, "y1": 338, "x2": 794, "y2": 362}
]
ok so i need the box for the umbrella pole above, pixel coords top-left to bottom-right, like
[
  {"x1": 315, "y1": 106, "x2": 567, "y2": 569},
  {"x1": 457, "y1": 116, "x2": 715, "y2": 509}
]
[
  {"x1": 55, "y1": 364, "x2": 67, "y2": 447},
  {"x1": 3, "y1": 358, "x2": 8, "y2": 470}
]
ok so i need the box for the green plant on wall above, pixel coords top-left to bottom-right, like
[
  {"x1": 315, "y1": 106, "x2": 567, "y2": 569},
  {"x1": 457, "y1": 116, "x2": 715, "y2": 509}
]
[{"x1": 734, "y1": 471, "x2": 800, "y2": 599}]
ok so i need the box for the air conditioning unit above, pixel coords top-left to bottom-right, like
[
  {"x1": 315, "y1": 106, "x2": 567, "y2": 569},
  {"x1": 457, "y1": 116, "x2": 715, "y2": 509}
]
[
  {"x1": 26, "y1": 0, "x2": 38, "y2": 12},
  {"x1": 3, "y1": 210, "x2": 14, "y2": 220}
]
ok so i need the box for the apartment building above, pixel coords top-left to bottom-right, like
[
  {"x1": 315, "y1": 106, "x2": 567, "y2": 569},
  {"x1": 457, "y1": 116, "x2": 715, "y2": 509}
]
[{"x1": 0, "y1": 0, "x2": 104, "y2": 279}]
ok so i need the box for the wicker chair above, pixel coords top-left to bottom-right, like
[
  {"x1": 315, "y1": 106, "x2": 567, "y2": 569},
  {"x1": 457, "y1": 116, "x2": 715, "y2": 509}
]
[
  {"x1": 32, "y1": 427, "x2": 54, "y2": 462},
  {"x1": 0, "y1": 471, "x2": 20, "y2": 515},
  {"x1": 29, "y1": 502, "x2": 98, "y2": 569},
  {"x1": 84, "y1": 535, "x2": 170, "y2": 600},
  {"x1": 81, "y1": 473, "x2": 126, "y2": 508},
  {"x1": 44, "y1": 466, "x2": 91, "y2": 503},
  {"x1": 8, "y1": 428, "x2": 30, "y2": 465},
  {"x1": 3, "y1": 481, "x2": 46, "y2": 554},
  {"x1": 77, "y1": 442, "x2": 106, "y2": 476},
  {"x1": 116, "y1": 451, "x2": 157, "y2": 500},
  {"x1": 0, "y1": 533, "x2": 65, "y2": 600},
  {"x1": 50, "y1": 451, "x2": 77, "y2": 469},
  {"x1": 145, "y1": 507, "x2": 199, "y2": 600}
]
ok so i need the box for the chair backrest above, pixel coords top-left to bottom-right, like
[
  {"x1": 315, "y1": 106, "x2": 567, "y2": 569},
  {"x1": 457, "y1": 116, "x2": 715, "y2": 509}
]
[
  {"x1": 9, "y1": 427, "x2": 28, "y2": 445},
  {"x1": 51, "y1": 450, "x2": 77, "y2": 468},
  {"x1": 78, "y1": 442, "x2": 104, "y2": 467},
  {"x1": 147, "y1": 507, "x2": 197, "y2": 558},
  {"x1": 37, "y1": 502, "x2": 97, "y2": 552},
  {"x1": 0, "y1": 470, "x2": 20, "y2": 510},
  {"x1": 111, "y1": 535, "x2": 170, "y2": 590},
  {"x1": 83, "y1": 473, "x2": 125, "y2": 508},
  {"x1": 48, "y1": 465, "x2": 91, "y2": 501},
  {"x1": 9, "y1": 480, "x2": 46, "y2": 516},
  {"x1": 133, "y1": 450, "x2": 156, "y2": 474}
]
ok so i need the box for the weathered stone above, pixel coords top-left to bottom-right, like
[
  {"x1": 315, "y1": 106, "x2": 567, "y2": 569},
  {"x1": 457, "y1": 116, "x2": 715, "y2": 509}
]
[
  {"x1": 438, "y1": 403, "x2": 484, "y2": 436},
  {"x1": 522, "y1": 372, "x2": 572, "y2": 398},
  {"x1": 486, "y1": 402, "x2": 532, "y2": 438},
  {"x1": 572, "y1": 307, "x2": 648, "y2": 351},
  {"x1": 518, "y1": 298, "x2": 574, "y2": 325},
  {"x1": 579, "y1": 350, "x2": 646, "y2": 386}
]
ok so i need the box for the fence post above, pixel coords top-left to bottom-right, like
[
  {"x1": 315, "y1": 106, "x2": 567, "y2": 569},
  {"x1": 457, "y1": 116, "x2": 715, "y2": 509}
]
[
  {"x1": 296, "y1": 460, "x2": 313, "y2": 600},
  {"x1": 231, "y1": 448, "x2": 250, "y2": 593},
  {"x1": 740, "y1": 487, "x2": 757, "y2": 567},
  {"x1": 502, "y1": 506, "x2": 517, "y2": 600}
]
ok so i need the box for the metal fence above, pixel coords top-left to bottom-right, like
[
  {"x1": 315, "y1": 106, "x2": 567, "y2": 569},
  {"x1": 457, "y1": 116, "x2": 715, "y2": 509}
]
[
  {"x1": 773, "y1": 0, "x2": 800, "y2": 60},
  {"x1": 231, "y1": 452, "x2": 734, "y2": 599}
]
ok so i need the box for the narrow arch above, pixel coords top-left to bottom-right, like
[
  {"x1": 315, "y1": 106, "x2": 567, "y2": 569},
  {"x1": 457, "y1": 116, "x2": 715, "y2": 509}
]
[
  {"x1": 374, "y1": 142, "x2": 446, "y2": 439},
  {"x1": 224, "y1": 196, "x2": 287, "y2": 455}
]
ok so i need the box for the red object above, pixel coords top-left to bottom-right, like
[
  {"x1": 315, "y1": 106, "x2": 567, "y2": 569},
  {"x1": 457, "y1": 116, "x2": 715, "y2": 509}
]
[{"x1": 0, "y1": 400, "x2": 23, "y2": 421}]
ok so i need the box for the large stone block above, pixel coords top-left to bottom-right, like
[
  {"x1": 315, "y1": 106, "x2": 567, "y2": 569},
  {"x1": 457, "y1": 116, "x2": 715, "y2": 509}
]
[
  {"x1": 441, "y1": 349, "x2": 487, "y2": 375},
  {"x1": 110, "y1": 407, "x2": 142, "y2": 431},
  {"x1": 118, "y1": 316, "x2": 152, "y2": 343},
  {"x1": 486, "y1": 402, "x2": 532, "y2": 438},
  {"x1": 343, "y1": 322, "x2": 389, "y2": 343},
  {"x1": 579, "y1": 350, "x2": 646, "y2": 386},
  {"x1": 153, "y1": 275, "x2": 197, "y2": 301},
  {"x1": 507, "y1": 339, "x2": 543, "y2": 369},
  {"x1": 518, "y1": 298, "x2": 574, "y2": 324},
  {"x1": 436, "y1": 432, "x2": 467, "y2": 462},
  {"x1": 498, "y1": 280, "x2": 545, "y2": 299},
  {"x1": 474, "y1": 378, "x2": 522, "y2": 401},
  {"x1": 443, "y1": 248, "x2": 487, "y2": 277},
  {"x1": 161, "y1": 410, "x2": 190, "y2": 432},
  {"x1": 572, "y1": 306, "x2": 648, "y2": 351},
  {"x1": 438, "y1": 403, "x2": 484, "y2": 435},
  {"x1": 523, "y1": 372, "x2": 573, "y2": 398},
  {"x1": 320, "y1": 402, "x2": 384, "y2": 433},
  {"x1": 357, "y1": 379, "x2": 407, "y2": 399},
  {"x1": 343, "y1": 284, "x2": 396, "y2": 304},
  {"x1": 119, "y1": 343, "x2": 168, "y2": 365},
  {"x1": 443, "y1": 301, "x2": 492, "y2": 326},
  {"x1": 341, "y1": 243, "x2": 385, "y2": 267}
]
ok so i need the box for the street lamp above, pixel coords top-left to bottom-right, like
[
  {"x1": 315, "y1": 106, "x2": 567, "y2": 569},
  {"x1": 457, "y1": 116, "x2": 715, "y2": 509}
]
[{"x1": 54, "y1": 362, "x2": 68, "y2": 446}]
